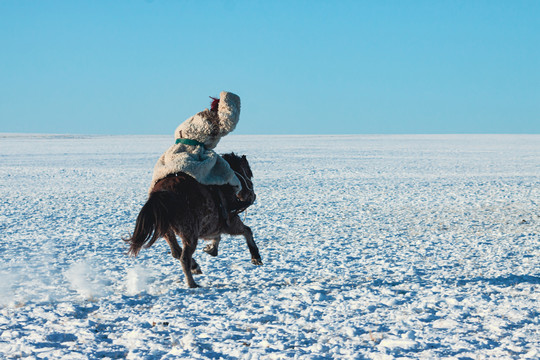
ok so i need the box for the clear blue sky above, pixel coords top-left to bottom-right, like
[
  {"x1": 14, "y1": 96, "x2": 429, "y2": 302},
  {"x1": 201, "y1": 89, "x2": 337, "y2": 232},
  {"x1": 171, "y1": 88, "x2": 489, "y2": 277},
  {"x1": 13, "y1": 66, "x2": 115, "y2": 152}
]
[{"x1": 1, "y1": 0, "x2": 538, "y2": 135}]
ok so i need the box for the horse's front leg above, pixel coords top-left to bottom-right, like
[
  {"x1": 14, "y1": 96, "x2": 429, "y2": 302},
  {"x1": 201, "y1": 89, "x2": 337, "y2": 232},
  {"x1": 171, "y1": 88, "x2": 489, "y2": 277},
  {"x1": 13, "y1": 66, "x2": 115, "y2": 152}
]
[
  {"x1": 203, "y1": 235, "x2": 221, "y2": 257},
  {"x1": 165, "y1": 232, "x2": 202, "y2": 275},
  {"x1": 227, "y1": 217, "x2": 262, "y2": 265},
  {"x1": 180, "y1": 235, "x2": 199, "y2": 288}
]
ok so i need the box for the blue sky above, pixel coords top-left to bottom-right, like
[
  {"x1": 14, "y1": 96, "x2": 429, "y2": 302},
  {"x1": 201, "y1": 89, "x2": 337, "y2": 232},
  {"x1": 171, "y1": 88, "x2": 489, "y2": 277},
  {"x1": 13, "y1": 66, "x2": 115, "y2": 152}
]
[{"x1": 1, "y1": 0, "x2": 538, "y2": 135}]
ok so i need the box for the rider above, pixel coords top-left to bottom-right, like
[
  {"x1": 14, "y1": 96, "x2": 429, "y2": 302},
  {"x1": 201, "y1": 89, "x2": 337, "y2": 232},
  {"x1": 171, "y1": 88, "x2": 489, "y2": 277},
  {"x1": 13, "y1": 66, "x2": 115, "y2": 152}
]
[{"x1": 150, "y1": 91, "x2": 243, "y2": 207}]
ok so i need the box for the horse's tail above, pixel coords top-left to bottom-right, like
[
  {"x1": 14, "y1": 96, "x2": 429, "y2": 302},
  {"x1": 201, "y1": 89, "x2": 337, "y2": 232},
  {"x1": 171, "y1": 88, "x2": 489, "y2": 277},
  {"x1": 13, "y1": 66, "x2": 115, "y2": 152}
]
[{"x1": 124, "y1": 191, "x2": 177, "y2": 257}]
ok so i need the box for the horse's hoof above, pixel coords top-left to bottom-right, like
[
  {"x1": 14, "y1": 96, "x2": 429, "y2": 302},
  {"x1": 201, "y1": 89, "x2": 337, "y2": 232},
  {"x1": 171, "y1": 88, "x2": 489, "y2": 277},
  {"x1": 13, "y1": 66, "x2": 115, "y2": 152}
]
[
  {"x1": 191, "y1": 261, "x2": 203, "y2": 274},
  {"x1": 187, "y1": 282, "x2": 200, "y2": 288},
  {"x1": 251, "y1": 259, "x2": 263, "y2": 266},
  {"x1": 203, "y1": 245, "x2": 218, "y2": 257}
]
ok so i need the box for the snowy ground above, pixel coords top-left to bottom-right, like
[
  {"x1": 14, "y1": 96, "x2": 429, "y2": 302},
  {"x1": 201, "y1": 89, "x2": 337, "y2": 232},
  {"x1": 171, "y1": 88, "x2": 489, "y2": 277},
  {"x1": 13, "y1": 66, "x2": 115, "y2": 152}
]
[{"x1": 0, "y1": 134, "x2": 539, "y2": 359}]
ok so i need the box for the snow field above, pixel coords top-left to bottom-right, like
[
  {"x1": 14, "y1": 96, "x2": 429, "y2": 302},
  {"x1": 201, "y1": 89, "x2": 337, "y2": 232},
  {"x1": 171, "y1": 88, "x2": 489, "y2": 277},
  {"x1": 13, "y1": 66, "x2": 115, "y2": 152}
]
[{"x1": 0, "y1": 134, "x2": 538, "y2": 359}]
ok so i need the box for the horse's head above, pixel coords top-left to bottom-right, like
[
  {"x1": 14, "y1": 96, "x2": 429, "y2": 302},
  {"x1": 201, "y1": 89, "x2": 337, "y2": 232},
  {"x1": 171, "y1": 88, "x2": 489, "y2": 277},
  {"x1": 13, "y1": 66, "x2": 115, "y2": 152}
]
[{"x1": 222, "y1": 153, "x2": 256, "y2": 206}]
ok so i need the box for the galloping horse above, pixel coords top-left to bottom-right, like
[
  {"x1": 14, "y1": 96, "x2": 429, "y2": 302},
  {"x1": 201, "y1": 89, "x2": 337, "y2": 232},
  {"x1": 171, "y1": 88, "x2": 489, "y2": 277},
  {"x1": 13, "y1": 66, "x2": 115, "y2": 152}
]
[{"x1": 124, "y1": 153, "x2": 262, "y2": 288}]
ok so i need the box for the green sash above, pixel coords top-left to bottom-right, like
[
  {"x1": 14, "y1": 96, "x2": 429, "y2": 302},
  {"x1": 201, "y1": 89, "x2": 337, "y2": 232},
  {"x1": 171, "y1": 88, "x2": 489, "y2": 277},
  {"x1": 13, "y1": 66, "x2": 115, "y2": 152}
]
[{"x1": 175, "y1": 138, "x2": 205, "y2": 147}]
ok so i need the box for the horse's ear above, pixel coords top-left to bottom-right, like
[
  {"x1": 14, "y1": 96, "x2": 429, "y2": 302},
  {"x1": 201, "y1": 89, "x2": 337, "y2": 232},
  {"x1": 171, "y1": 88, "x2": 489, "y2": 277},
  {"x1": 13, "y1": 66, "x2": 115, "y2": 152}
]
[{"x1": 242, "y1": 155, "x2": 247, "y2": 161}]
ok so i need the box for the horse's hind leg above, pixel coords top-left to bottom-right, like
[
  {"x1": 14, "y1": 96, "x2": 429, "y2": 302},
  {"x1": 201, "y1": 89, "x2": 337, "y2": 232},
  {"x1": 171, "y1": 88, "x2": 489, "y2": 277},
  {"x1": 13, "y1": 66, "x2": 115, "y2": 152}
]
[
  {"x1": 165, "y1": 231, "x2": 202, "y2": 275},
  {"x1": 190, "y1": 258, "x2": 202, "y2": 275},
  {"x1": 227, "y1": 217, "x2": 262, "y2": 266},
  {"x1": 180, "y1": 235, "x2": 199, "y2": 288},
  {"x1": 203, "y1": 235, "x2": 221, "y2": 257},
  {"x1": 164, "y1": 231, "x2": 182, "y2": 259}
]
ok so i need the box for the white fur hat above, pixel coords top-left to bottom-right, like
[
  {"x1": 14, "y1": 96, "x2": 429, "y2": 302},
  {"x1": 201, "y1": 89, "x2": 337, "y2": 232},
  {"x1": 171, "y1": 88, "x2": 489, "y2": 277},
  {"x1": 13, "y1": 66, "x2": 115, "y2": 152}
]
[{"x1": 216, "y1": 91, "x2": 241, "y2": 134}]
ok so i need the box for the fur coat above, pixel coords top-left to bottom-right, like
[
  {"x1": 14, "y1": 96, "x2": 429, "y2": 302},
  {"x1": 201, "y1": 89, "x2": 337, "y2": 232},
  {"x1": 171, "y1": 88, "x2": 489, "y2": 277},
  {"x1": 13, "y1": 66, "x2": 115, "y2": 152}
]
[{"x1": 150, "y1": 91, "x2": 242, "y2": 193}]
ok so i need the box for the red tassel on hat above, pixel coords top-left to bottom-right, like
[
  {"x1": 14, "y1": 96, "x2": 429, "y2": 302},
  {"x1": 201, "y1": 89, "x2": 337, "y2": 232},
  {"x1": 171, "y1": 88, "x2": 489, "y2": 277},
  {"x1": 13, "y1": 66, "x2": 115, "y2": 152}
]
[{"x1": 210, "y1": 97, "x2": 219, "y2": 112}]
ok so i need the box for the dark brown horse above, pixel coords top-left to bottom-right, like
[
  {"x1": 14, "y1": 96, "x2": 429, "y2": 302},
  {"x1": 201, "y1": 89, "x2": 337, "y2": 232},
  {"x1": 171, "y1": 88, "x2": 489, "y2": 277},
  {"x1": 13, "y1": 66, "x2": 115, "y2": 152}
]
[{"x1": 125, "y1": 153, "x2": 262, "y2": 288}]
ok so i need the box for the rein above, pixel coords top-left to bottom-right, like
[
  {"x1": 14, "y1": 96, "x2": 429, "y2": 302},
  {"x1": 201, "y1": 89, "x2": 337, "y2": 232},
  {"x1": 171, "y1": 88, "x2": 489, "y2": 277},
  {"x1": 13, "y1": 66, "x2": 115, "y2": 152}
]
[
  {"x1": 232, "y1": 167, "x2": 254, "y2": 215},
  {"x1": 234, "y1": 169, "x2": 253, "y2": 192}
]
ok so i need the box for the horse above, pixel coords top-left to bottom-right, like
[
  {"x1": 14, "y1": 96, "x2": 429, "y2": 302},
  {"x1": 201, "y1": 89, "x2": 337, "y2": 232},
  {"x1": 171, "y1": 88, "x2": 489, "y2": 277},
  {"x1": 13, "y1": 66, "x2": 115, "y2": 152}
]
[{"x1": 124, "y1": 153, "x2": 262, "y2": 288}]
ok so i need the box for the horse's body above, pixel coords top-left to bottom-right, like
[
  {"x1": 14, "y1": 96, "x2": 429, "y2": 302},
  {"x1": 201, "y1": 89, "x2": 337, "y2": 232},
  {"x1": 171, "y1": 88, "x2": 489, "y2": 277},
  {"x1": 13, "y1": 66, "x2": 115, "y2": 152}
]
[{"x1": 125, "y1": 153, "x2": 262, "y2": 288}]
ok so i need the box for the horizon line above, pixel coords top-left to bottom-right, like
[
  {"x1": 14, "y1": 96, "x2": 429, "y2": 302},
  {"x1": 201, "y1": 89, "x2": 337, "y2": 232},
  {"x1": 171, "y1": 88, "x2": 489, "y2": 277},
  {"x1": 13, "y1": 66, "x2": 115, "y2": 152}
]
[{"x1": 1, "y1": 132, "x2": 539, "y2": 137}]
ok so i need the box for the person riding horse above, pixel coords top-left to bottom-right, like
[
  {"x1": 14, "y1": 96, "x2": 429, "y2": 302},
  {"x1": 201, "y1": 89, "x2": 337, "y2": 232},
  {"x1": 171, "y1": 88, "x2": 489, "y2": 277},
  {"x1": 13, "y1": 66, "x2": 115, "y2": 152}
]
[{"x1": 150, "y1": 91, "x2": 247, "y2": 219}]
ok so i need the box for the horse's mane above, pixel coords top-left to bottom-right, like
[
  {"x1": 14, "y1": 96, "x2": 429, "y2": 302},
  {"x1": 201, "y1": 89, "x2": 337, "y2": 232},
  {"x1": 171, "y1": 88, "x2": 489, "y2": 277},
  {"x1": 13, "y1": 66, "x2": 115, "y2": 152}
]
[{"x1": 222, "y1": 152, "x2": 253, "y2": 178}]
